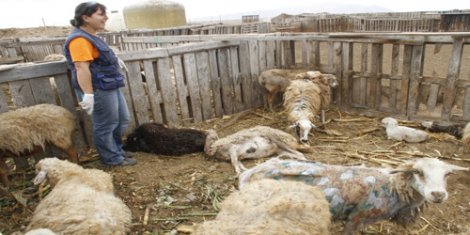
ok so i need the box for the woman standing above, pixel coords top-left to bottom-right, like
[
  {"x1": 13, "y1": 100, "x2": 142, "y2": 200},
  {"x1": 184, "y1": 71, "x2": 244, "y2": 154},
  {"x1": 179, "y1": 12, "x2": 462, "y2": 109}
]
[{"x1": 64, "y1": 2, "x2": 136, "y2": 166}]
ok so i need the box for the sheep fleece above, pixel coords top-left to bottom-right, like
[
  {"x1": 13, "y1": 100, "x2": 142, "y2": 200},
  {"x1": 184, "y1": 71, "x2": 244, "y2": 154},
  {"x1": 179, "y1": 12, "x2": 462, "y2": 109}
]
[
  {"x1": 0, "y1": 103, "x2": 75, "y2": 154},
  {"x1": 193, "y1": 179, "x2": 331, "y2": 235}
]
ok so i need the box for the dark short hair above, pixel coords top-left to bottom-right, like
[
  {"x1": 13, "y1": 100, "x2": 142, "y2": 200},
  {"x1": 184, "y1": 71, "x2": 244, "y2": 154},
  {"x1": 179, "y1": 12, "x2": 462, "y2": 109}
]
[{"x1": 70, "y1": 1, "x2": 107, "y2": 27}]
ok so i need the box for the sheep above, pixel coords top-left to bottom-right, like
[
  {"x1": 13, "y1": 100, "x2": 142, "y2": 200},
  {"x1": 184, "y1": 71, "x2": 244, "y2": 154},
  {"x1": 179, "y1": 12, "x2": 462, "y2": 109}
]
[
  {"x1": 283, "y1": 78, "x2": 332, "y2": 143},
  {"x1": 43, "y1": 54, "x2": 65, "y2": 61},
  {"x1": 204, "y1": 125, "x2": 312, "y2": 175},
  {"x1": 421, "y1": 120, "x2": 466, "y2": 139},
  {"x1": 239, "y1": 157, "x2": 468, "y2": 235},
  {"x1": 463, "y1": 122, "x2": 470, "y2": 151},
  {"x1": 193, "y1": 178, "x2": 331, "y2": 235},
  {"x1": 0, "y1": 104, "x2": 79, "y2": 187},
  {"x1": 381, "y1": 117, "x2": 429, "y2": 143},
  {"x1": 123, "y1": 122, "x2": 207, "y2": 156},
  {"x1": 258, "y1": 68, "x2": 337, "y2": 111},
  {"x1": 26, "y1": 158, "x2": 131, "y2": 234}
]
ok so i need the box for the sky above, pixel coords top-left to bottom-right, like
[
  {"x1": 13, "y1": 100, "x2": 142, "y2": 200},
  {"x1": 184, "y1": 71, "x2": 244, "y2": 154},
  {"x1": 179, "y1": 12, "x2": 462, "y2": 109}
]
[{"x1": 1, "y1": 0, "x2": 470, "y2": 29}]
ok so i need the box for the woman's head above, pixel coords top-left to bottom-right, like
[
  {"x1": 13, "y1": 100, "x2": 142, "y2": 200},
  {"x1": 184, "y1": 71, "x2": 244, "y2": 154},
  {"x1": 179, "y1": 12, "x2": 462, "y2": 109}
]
[{"x1": 70, "y1": 2, "x2": 107, "y2": 29}]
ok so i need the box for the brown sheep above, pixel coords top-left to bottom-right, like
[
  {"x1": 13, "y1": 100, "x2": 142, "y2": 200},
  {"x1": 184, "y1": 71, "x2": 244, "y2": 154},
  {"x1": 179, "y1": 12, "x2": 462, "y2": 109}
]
[{"x1": 0, "y1": 104, "x2": 78, "y2": 187}]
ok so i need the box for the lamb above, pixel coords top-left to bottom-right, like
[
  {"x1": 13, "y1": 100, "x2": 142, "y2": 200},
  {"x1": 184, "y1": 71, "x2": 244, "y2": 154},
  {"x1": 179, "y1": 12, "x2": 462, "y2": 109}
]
[
  {"x1": 258, "y1": 68, "x2": 337, "y2": 111},
  {"x1": 0, "y1": 104, "x2": 79, "y2": 187},
  {"x1": 381, "y1": 117, "x2": 429, "y2": 143},
  {"x1": 204, "y1": 125, "x2": 312, "y2": 175},
  {"x1": 25, "y1": 158, "x2": 131, "y2": 234},
  {"x1": 283, "y1": 77, "x2": 335, "y2": 143},
  {"x1": 239, "y1": 157, "x2": 468, "y2": 235},
  {"x1": 193, "y1": 179, "x2": 331, "y2": 235},
  {"x1": 123, "y1": 123, "x2": 207, "y2": 156}
]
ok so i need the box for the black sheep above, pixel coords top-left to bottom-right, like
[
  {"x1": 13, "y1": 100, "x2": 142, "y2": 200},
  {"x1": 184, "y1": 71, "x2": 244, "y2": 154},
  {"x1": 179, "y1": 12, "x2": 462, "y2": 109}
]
[
  {"x1": 421, "y1": 121, "x2": 465, "y2": 139},
  {"x1": 123, "y1": 123, "x2": 207, "y2": 156}
]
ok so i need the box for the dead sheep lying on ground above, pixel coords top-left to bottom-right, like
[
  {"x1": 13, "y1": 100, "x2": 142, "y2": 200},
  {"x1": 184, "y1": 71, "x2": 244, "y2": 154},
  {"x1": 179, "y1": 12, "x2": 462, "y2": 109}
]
[
  {"x1": 0, "y1": 104, "x2": 78, "y2": 187},
  {"x1": 193, "y1": 178, "x2": 331, "y2": 235},
  {"x1": 239, "y1": 157, "x2": 468, "y2": 235},
  {"x1": 204, "y1": 125, "x2": 312, "y2": 175},
  {"x1": 283, "y1": 77, "x2": 335, "y2": 143},
  {"x1": 25, "y1": 158, "x2": 131, "y2": 234},
  {"x1": 123, "y1": 123, "x2": 207, "y2": 156},
  {"x1": 381, "y1": 117, "x2": 429, "y2": 143}
]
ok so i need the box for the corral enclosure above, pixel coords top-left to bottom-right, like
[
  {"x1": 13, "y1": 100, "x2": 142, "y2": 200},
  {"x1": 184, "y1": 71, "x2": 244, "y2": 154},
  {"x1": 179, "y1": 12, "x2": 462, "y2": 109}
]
[
  {"x1": 2, "y1": 32, "x2": 470, "y2": 152},
  {"x1": 1, "y1": 30, "x2": 470, "y2": 234}
]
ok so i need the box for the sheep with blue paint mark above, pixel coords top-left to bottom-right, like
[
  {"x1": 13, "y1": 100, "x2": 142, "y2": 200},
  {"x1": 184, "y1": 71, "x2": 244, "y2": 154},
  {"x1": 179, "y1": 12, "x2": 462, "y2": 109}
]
[{"x1": 239, "y1": 157, "x2": 468, "y2": 235}]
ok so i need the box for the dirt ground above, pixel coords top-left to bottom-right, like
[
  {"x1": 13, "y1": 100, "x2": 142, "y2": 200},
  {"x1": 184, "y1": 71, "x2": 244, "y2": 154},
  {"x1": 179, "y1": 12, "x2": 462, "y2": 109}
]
[{"x1": 1, "y1": 107, "x2": 470, "y2": 235}]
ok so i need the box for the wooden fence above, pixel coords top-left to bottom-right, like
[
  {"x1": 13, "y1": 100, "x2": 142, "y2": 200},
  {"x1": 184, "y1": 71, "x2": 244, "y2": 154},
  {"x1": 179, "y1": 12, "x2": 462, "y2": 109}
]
[{"x1": 2, "y1": 32, "x2": 470, "y2": 154}]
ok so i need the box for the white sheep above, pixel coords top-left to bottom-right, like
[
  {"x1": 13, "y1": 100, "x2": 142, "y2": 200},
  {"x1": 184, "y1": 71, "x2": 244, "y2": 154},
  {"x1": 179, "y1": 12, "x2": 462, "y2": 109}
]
[
  {"x1": 0, "y1": 104, "x2": 79, "y2": 187},
  {"x1": 26, "y1": 158, "x2": 131, "y2": 234},
  {"x1": 283, "y1": 78, "x2": 334, "y2": 143},
  {"x1": 239, "y1": 157, "x2": 468, "y2": 235},
  {"x1": 193, "y1": 178, "x2": 331, "y2": 235},
  {"x1": 204, "y1": 125, "x2": 312, "y2": 175},
  {"x1": 381, "y1": 117, "x2": 429, "y2": 143},
  {"x1": 258, "y1": 68, "x2": 337, "y2": 111}
]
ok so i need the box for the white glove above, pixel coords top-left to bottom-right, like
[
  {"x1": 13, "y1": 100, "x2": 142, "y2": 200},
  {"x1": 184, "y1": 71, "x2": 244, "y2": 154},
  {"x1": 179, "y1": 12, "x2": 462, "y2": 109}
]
[
  {"x1": 79, "y1": 93, "x2": 94, "y2": 115},
  {"x1": 117, "y1": 57, "x2": 128, "y2": 73}
]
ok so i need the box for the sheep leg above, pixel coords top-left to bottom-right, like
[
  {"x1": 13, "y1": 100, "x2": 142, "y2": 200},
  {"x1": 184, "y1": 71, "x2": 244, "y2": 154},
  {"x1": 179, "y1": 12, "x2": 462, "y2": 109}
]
[
  {"x1": 0, "y1": 157, "x2": 10, "y2": 187},
  {"x1": 229, "y1": 148, "x2": 243, "y2": 175}
]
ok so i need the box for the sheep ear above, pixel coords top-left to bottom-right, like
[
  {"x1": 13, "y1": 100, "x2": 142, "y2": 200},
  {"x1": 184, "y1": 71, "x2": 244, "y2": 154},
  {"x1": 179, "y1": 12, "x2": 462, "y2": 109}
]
[
  {"x1": 33, "y1": 171, "x2": 47, "y2": 185},
  {"x1": 310, "y1": 123, "x2": 317, "y2": 129},
  {"x1": 447, "y1": 164, "x2": 469, "y2": 172},
  {"x1": 289, "y1": 124, "x2": 297, "y2": 129}
]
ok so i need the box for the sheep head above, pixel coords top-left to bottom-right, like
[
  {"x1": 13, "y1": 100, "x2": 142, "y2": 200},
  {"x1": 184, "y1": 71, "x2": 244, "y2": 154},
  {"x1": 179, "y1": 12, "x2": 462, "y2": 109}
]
[
  {"x1": 381, "y1": 117, "x2": 398, "y2": 128},
  {"x1": 390, "y1": 158, "x2": 469, "y2": 203},
  {"x1": 204, "y1": 129, "x2": 219, "y2": 156},
  {"x1": 33, "y1": 157, "x2": 81, "y2": 187},
  {"x1": 323, "y1": 74, "x2": 338, "y2": 88},
  {"x1": 290, "y1": 120, "x2": 316, "y2": 144}
]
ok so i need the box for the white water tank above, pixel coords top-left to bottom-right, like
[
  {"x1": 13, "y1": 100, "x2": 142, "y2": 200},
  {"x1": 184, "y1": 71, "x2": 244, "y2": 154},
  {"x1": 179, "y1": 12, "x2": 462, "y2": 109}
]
[
  {"x1": 123, "y1": 0, "x2": 186, "y2": 29},
  {"x1": 106, "y1": 10, "x2": 126, "y2": 31}
]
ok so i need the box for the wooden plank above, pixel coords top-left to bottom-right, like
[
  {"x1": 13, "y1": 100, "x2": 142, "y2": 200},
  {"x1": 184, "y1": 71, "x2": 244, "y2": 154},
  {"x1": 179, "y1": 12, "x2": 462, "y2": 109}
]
[
  {"x1": 328, "y1": 42, "x2": 334, "y2": 70},
  {"x1": 158, "y1": 58, "x2": 179, "y2": 126},
  {"x1": 359, "y1": 44, "x2": 368, "y2": 107},
  {"x1": 275, "y1": 40, "x2": 282, "y2": 67},
  {"x1": 399, "y1": 45, "x2": 413, "y2": 114},
  {"x1": 333, "y1": 42, "x2": 342, "y2": 105},
  {"x1": 52, "y1": 74, "x2": 88, "y2": 153},
  {"x1": 184, "y1": 53, "x2": 204, "y2": 122},
  {"x1": 248, "y1": 40, "x2": 262, "y2": 107},
  {"x1": 0, "y1": 62, "x2": 68, "y2": 83},
  {"x1": 218, "y1": 48, "x2": 234, "y2": 114},
  {"x1": 208, "y1": 50, "x2": 223, "y2": 117},
  {"x1": 29, "y1": 76, "x2": 56, "y2": 104},
  {"x1": 230, "y1": 47, "x2": 244, "y2": 112},
  {"x1": 127, "y1": 61, "x2": 151, "y2": 124},
  {"x1": 238, "y1": 41, "x2": 253, "y2": 110},
  {"x1": 367, "y1": 44, "x2": 382, "y2": 109},
  {"x1": 0, "y1": 88, "x2": 9, "y2": 112},
  {"x1": 195, "y1": 51, "x2": 214, "y2": 119},
  {"x1": 406, "y1": 45, "x2": 424, "y2": 116},
  {"x1": 463, "y1": 87, "x2": 470, "y2": 119},
  {"x1": 172, "y1": 55, "x2": 190, "y2": 124},
  {"x1": 312, "y1": 41, "x2": 320, "y2": 69},
  {"x1": 266, "y1": 40, "x2": 276, "y2": 69},
  {"x1": 341, "y1": 42, "x2": 352, "y2": 108},
  {"x1": 427, "y1": 83, "x2": 440, "y2": 111},
  {"x1": 301, "y1": 39, "x2": 308, "y2": 67},
  {"x1": 143, "y1": 59, "x2": 163, "y2": 123},
  {"x1": 9, "y1": 80, "x2": 35, "y2": 107},
  {"x1": 258, "y1": 41, "x2": 267, "y2": 72},
  {"x1": 441, "y1": 39, "x2": 464, "y2": 120},
  {"x1": 389, "y1": 44, "x2": 400, "y2": 111}
]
